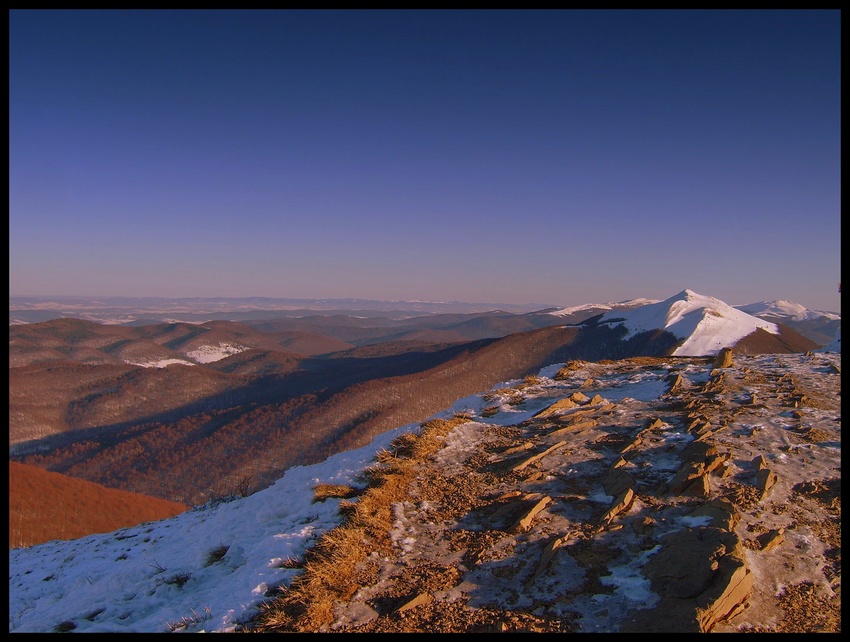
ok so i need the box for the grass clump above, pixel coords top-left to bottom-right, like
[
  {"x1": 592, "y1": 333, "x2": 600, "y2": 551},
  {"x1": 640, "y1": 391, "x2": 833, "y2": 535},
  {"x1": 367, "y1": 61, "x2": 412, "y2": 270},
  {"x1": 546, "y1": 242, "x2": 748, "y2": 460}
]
[
  {"x1": 204, "y1": 544, "x2": 229, "y2": 566},
  {"x1": 312, "y1": 484, "x2": 360, "y2": 502},
  {"x1": 249, "y1": 415, "x2": 470, "y2": 633}
]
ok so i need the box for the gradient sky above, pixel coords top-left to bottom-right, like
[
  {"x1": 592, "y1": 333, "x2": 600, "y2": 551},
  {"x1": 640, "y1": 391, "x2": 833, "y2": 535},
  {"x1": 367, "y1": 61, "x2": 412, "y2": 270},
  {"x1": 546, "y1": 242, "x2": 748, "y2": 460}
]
[{"x1": 9, "y1": 10, "x2": 841, "y2": 311}]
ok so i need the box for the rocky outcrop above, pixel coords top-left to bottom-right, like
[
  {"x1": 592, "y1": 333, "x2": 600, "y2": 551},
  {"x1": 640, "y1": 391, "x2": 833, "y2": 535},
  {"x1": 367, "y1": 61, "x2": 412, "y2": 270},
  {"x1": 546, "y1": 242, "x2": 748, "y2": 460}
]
[{"x1": 621, "y1": 528, "x2": 753, "y2": 632}]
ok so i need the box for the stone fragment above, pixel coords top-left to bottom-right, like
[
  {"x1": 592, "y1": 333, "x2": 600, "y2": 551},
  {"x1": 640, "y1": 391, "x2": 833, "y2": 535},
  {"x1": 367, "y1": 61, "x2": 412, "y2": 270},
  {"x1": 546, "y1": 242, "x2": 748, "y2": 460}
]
[
  {"x1": 714, "y1": 347, "x2": 734, "y2": 369},
  {"x1": 704, "y1": 452, "x2": 730, "y2": 474},
  {"x1": 569, "y1": 391, "x2": 590, "y2": 404},
  {"x1": 666, "y1": 372, "x2": 685, "y2": 393},
  {"x1": 508, "y1": 496, "x2": 552, "y2": 533},
  {"x1": 667, "y1": 461, "x2": 706, "y2": 494},
  {"x1": 396, "y1": 592, "x2": 433, "y2": 613},
  {"x1": 684, "y1": 474, "x2": 711, "y2": 497},
  {"x1": 689, "y1": 498, "x2": 740, "y2": 531},
  {"x1": 646, "y1": 417, "x2": 664, "y2": 430},
  {"x1": 510, "y1": 441, "x2": 567, "y2": 472},
  {"x1": 751, "y1": 455, "x2": 769, "y2": 471},
  {"x1": 756, "y1": 528, "x2": 785, "y2": 552},
  {"x1": 603, "y1": 467, "x2": 635, "y2": 498},
  {"x1": 681, "y1": 440, "x2": 717, "y2": 462},
  {"x1": 754, "y1": 468, "x2": 777, "y2": 498},
  {"x1": 589, "y1": 393, "x2": 606, "y2": 405},
  {"x1": 632, "y1": 516, "x2": 656, "y2": 536},
  {"x1": 533, "y1": 397, "x2": 578, "y2": 418},
  {"x1": 525, "y1": 534, "x2": 569, "y2": 588},
  {"x1": 599, "y1": 487, "x2": 634, "y2": 525}
]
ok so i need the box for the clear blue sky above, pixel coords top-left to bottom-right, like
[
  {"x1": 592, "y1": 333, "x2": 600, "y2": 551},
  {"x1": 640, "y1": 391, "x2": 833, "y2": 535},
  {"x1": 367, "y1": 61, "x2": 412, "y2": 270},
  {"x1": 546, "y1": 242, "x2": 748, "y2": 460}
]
[{"x1": 9, "y1": 9, "x2": 841, "y2": 311}]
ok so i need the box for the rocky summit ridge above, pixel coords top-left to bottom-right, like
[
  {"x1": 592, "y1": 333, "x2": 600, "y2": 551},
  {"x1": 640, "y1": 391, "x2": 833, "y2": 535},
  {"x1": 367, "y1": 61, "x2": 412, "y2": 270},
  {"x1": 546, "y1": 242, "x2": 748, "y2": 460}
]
[{"x1": 251, "y1": 350, "x2": 840, "y2": 633}]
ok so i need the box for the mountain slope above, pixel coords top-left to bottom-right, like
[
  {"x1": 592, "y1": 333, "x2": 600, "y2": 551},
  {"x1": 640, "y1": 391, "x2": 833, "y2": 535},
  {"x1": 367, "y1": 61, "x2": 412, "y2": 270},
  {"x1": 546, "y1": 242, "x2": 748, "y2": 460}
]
[
  {"x1": 9, "y1": 461, "x2": 187, "y2": 549},
  {"x1": 735, "y1": 300, "x2": 841, "y2": 346},
  {"x1": 8, "y1": 351, "x2": 840, "y2": 632}
]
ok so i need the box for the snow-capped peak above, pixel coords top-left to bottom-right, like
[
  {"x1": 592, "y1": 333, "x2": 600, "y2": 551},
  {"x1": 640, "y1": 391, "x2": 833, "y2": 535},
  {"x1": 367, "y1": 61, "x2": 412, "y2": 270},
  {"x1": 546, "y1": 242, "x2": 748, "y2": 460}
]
[
  {"x1": 548, "y1": 297, "x2": 660, "y2": 317},
  {"x1": 735, "y1": 300, "x2": 840, "y2": 321},
  {"x1": 598, "y1": 289, "x2": 779, "y2": 356}
]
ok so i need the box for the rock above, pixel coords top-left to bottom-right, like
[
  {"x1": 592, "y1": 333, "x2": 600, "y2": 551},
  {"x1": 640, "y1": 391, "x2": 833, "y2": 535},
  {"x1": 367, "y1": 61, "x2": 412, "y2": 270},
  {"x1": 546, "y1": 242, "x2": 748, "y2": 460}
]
[
  {"x1": 714, "y1": 347, "x2": 734, "y2": 369},
  {"x1": 666, "y1": 372, "x2": 685, "y2": 393},
  {"x1": 396, "y1": 592, "x2": 433, "y2": 613},
  {"x1": 689, "y1": 498, "x2": 740, "y2": 531},
  {"x1": 681, "y1": 440, "x2": 717, "y2": 462},
  {"x1": 754, "y1": 468, "x2": 778, "y2": 498},
  {"x1": 632, "y1": 516, "x2": 656, "y2": 536},
  {"x1": 589, "y1": 393, "x2": 606, "y2": 405},
  {"x1": 525, "y1": 534, "x2": 569, "y2": 588},
  {"x1": 603, "y1": 467, "x2": 635, "y2": 498},
  {"x1": 570, "y1": 391, "x2": 591, "y2": 404},
  {"x1": 667, "y1": 461, "x2": 706, "y2": 494},
  {"x1": 684, "y1": 474, "x2": 711, "y2": 497},
  {"x1": 751, "y1": 455, "x2": 769, "y2": 471},
  {"x1": 621, "y1": 527, "x2": 753, "y2": 632},
  {"x1": 533, "y1": 397, "x2": 578, "y2": 418},
  {"x1": 599, "y1": 487, "x2": 634, "y2": 525},
  {"x1": 646, "y1": 417, "x2": 665, "y2": 430},
  {"x1": 704, "y1": 452, "x2": 731, "y2": 474},
  {"x1": 511, "y1": 441, "x2": 567, "y2": 472},
  {"x1": 756, "y1": 528, "x2": 785, "y2": 552},
  {"x1": 508, "y1": 496, "x2": 552, "y2": 533}
]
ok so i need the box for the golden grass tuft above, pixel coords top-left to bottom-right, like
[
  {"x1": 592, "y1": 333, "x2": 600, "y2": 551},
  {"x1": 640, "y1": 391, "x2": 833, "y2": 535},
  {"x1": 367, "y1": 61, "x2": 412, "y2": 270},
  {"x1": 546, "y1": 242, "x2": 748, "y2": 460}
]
[
  {"x1": 250, "y1": 414, "x2": 471, "y2": 632},
  {"x1": 312, "y1": 484, "x2": 360, "y2": 502}
]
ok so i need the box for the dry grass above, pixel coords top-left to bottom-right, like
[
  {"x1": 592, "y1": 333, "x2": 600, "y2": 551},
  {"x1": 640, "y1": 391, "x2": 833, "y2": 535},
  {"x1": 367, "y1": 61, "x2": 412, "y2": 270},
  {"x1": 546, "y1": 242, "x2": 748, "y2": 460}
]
[
  {"x1": 312, "y1": 484, "x2": 360, "y2": 502},
  {"x1": 250, "y1": 414, "x2": 472, "y2": 632}
]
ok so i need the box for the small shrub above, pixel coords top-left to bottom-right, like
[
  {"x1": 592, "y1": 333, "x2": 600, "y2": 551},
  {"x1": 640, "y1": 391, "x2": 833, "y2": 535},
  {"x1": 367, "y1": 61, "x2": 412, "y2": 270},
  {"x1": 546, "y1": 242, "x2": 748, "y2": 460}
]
[
  {"x1": 53, "y1": 620, "x2": 76, "y2": 632},
  {"x1": 159, "y1": 572, "x2": 192, "y2": 588},
  {"x1": 481, "y1": 405, "x2": 500, "y2": 417},
  {"x1": 205, "y1": 544, "x2": 229, "y2": 566}
]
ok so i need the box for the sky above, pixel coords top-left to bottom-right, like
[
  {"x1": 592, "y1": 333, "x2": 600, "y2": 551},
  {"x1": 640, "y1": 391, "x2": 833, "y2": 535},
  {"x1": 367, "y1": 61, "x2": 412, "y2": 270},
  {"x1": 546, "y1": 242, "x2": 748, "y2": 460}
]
[
  {"x1": 9, "y1": 346, "x2": 841, "y2": 633},
  {"x1": 9, "y1": 9, "x2": 841, "y2": 312}
]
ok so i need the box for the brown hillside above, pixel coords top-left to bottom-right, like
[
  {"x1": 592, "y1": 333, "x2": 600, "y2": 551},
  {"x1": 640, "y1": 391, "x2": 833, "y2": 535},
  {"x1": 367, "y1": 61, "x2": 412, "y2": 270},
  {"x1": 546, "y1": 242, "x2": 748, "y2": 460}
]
[
  {"x1": 270, "y1": 330, "x2": 355, "y2": 355},
  {"x1": 9, "y1": 461, "x2": 187, "y2": 549},
  {"x1": 733, "y1": 324, "x2": 819, "y2": 355},
  {"x1": 9, "y1": 361, "x2": 254, "y2": 447},
  {"x1": 9, "y1": 317, "x2": 305, "y2": 368}
]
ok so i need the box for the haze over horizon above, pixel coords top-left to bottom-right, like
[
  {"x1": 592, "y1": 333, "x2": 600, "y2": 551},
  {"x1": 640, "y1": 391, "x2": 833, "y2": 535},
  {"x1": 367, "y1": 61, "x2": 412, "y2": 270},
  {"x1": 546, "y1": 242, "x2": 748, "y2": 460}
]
[{"x1": 9, "y1": 10, "x2": 840, "y2": 312}]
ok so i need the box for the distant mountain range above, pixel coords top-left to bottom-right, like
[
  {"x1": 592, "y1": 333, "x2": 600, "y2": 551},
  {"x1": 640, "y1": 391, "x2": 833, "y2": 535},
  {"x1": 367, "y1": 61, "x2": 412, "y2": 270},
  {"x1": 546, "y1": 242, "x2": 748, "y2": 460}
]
[{"x1": 10, "y1": 292, "x2": 839, "y2": 346}]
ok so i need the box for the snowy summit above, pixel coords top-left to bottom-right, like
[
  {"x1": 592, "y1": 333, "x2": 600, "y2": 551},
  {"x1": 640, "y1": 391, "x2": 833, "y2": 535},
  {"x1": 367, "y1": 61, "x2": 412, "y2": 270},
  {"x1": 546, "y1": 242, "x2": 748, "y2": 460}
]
[
  {"x1": 597, "y1": 289, "x2": 779, "y2": 356},
  {"x1": 735, "y1": 300, "x2": 841, "y2": 322}
]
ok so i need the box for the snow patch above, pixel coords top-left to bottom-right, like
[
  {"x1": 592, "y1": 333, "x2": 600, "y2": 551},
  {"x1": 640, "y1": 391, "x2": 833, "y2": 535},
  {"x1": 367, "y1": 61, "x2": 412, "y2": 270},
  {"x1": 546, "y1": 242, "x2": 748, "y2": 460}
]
[
  {"x1": 125, "y1": 358, "x2": 197, "y2": 368},
  {"x1": 185, "y1": 343, "x2": 250, "y2": 363}
]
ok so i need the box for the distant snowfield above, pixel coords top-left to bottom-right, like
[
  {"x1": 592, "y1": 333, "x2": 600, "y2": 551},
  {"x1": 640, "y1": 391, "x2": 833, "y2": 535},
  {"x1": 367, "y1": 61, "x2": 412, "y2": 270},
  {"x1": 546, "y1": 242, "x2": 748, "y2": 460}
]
[
  {"x1": 548, "y1": 298, "x2": 660, "y2": 317},
  {"x1": 124, "y1": 358, "x2": 197, "y2": 368},
  {"x1": 599, "y1": 290, "x2": 779, "y2": 356},
  {"x1": 185, "y1": 343, "x2": 249, "y2": 364},
  {"x1": 122, "y1": 343, "x2": 250, "y2": 367}
]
